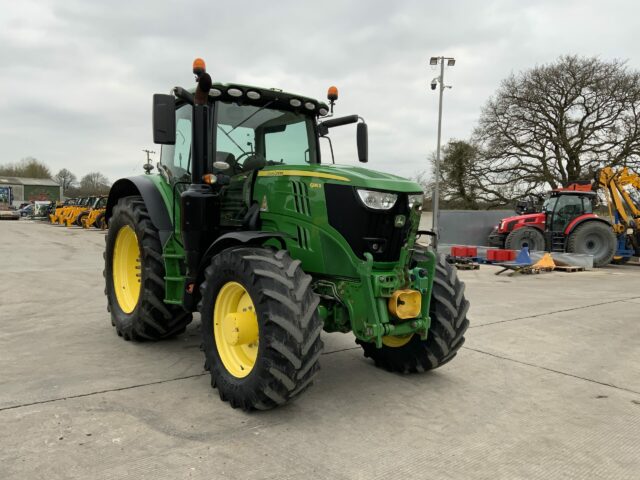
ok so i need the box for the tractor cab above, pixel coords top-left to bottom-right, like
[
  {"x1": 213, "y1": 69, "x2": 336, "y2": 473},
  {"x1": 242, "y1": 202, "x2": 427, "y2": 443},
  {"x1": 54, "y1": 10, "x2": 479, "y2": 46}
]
[{"x1": 544, "y1": 190, "x2": 595, "y2": 232}]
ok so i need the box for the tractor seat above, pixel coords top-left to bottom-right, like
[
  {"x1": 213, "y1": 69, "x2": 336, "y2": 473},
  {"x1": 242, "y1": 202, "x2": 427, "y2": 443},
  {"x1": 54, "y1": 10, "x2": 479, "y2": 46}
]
[{"x1": 557, "y1": 205, "x2": 580, "y2": 216}]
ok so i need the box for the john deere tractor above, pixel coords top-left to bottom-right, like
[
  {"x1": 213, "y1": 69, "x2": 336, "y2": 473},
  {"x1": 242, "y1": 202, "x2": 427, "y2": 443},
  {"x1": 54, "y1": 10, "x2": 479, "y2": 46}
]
[{"x1": 104, "y1": 59, "x2": 470, "y2": 410}]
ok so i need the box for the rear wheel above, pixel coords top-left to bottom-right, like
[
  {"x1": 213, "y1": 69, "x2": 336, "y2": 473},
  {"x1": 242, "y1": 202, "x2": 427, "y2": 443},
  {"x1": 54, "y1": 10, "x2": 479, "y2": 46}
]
[
  {"x1": 505, "y1": 227, "x2": 545, "y2": 251},
  {"x1": 199, "y1": 247, "x2": 323, "y2": 410},
  {"x1": 566, "y1": 221, "x2": 616, "y2": 267},
  {"x1": 104, "y1": 196, "x2": 192, "y2": 340},
  {"x1": 357, "y1": 253, "x2": 470, "y2": 373}
]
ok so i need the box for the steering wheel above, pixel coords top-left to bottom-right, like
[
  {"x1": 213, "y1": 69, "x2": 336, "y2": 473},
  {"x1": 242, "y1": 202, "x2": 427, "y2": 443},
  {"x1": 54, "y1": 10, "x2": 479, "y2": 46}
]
[{"x1": 233, "y1": 151, "x2": 254, "y2": 169}]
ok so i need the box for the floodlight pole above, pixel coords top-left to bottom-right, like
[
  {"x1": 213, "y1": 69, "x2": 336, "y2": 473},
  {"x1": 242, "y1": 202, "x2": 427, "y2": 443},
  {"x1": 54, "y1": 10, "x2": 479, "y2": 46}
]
[{"x1": 430, "y1": 56, "x2": 454, "y2": 250}]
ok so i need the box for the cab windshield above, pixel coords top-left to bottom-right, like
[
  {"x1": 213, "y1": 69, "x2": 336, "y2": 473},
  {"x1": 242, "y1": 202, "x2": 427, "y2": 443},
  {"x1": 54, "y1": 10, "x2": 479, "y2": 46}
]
[
  {"x1": 542, "y1": 196, "x2": 557, "y2": 212},
  {"x1": 214, "y1": 102, "x2": 318, "y2": 173}
]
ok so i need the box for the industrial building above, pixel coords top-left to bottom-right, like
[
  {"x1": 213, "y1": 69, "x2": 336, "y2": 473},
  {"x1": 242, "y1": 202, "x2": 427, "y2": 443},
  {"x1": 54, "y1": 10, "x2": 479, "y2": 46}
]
[{"x1": 0, "y1": 176, "x2": 62, "y2": 206}]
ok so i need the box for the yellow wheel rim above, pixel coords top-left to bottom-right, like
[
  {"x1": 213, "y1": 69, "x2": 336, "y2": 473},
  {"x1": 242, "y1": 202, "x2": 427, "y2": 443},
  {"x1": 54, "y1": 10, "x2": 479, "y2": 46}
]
[
  {"x1": 382, "y1": 334, "x2": 414, "y2": 348},
  {"x1": 112, "y1": 225, "x2": 141, "y2": 314},
  {"x1": 214, "y1": 281, "x2": 259, "y2": 378}
]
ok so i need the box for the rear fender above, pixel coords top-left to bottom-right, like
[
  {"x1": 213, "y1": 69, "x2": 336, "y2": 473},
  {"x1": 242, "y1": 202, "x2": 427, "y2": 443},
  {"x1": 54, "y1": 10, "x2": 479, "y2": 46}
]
[
  {"x1": 564, "y1": 215, "x2": 611, "y2": 235},
  {"x1": 511, "y1": 223, "x2": 544, "y2": 233},
  {"x1": 106, "y1": 177, "x2": 173, "y2": 245},
  {"x1": 198, "y1": 231, "x2": 288, "y2": 273}
]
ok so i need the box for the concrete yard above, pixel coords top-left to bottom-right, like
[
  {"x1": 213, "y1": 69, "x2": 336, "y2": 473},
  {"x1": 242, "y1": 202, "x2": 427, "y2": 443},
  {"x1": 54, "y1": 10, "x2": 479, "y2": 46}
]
[{"x1": 1, "y1": 220, "x2": 639, "y2": 480}]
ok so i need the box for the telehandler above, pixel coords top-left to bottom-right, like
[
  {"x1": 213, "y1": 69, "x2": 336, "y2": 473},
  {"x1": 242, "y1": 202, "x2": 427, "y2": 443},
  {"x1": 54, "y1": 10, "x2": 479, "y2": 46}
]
[
  {"x1": 65, "y1": 196, "x2": 96, "y2": 227},
  {"x1": 56, "y1": 196, "x2": 86, "y2": 225},
  {"x1": 81, "y1": 196, "x2": 108, "y2": 229},
  {"x1": 50, "y1": 198, "x2": 77, "y2": 224},
  {"x1": 104, "y1": 59, "x2": 470, "y2": 410}
]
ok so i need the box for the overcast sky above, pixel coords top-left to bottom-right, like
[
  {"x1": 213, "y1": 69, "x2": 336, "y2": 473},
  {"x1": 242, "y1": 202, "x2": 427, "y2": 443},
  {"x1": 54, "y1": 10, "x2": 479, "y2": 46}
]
[{"x1": 1, "y1": 0, "x2": 639, "y2": 183}]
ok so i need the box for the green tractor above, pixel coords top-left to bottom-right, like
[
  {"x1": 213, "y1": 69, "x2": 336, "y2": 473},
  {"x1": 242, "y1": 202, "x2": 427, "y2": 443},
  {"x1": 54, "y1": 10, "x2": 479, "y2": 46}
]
[{"x1": 104, "y1": 59, "x2": 470, "y2": 410}]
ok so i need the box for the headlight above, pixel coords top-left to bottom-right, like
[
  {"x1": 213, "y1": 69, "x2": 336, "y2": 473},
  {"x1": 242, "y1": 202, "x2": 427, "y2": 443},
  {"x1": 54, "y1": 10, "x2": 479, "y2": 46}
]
[
  {"x1": 408, "y1": 194, "x2": 424, "y2": 210},
  {"x1": 356, "y1": 189, "x2": 398, "y2": 210}
]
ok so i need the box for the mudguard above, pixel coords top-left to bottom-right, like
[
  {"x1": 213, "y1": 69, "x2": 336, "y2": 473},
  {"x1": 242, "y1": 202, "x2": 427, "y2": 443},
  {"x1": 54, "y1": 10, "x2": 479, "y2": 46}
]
[
  {"x1": 106, "y1": 176, "x2": 173, "y2": 245},
  {"x1": 564, "y1": 214, "x2": 611, "y2": 235},
  {"x1": 198, "y1": 231, "x2": 288, "y2": 271}
]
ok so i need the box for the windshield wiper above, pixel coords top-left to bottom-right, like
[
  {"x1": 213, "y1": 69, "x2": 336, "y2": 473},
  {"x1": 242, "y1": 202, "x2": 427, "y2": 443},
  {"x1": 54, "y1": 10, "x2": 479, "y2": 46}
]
[
  {"x1": 229, "y1": 100, "x2": 275, "y2": 133},
  {"x1": 217, "y1": 125, "x2": 247, "y2": 154}
]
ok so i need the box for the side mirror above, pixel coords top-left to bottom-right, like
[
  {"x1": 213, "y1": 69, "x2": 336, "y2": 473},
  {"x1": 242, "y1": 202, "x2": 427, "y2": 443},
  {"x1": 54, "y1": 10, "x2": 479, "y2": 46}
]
[
  {"x1": 357, "y1": 122, "x2": 368, "y2": 163},
  {"x1": 152, "y1": 94, "x2": 176, "y2": 144}
]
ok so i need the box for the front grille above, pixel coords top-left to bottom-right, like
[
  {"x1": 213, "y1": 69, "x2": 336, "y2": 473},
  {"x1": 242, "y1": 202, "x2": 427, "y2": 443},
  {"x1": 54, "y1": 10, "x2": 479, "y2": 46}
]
[{"x1": 324, "y1": 184, "x2": 412, "y2": 262}]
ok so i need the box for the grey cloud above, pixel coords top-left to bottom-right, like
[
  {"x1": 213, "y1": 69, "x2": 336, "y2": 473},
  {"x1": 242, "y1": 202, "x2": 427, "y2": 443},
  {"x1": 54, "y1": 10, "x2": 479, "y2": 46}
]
[{"x1": 1, "y1": 0, "x2": 639, "y2": 182}]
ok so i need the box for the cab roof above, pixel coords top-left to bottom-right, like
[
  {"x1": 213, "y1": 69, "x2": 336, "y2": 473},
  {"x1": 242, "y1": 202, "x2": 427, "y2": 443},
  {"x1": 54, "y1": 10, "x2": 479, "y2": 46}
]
[
  {"x1": 549, "y1": 189, "x2": 597, "y2": 197},
  {"x1": 185, "y1": 82, "x2": 330, "y2": 117}
]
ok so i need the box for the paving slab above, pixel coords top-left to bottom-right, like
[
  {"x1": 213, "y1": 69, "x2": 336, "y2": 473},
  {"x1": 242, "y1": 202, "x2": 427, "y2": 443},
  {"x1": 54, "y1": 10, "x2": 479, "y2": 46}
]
[
  {"x1": 467, "y1": 301, "x2": 640, "y2": 393},
  {"x1": 460, "y1": 264, "x2": 640, "y2": 326},
  {"x1": 2, "y1": 348, "x2": 639, "y2": 480}
]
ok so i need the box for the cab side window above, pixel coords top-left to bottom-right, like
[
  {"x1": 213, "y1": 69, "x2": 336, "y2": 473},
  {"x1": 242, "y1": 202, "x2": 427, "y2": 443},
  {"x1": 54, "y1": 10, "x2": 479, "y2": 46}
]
[{"x1": 160, "y1": 104, "x2": 192, "y2": 181}]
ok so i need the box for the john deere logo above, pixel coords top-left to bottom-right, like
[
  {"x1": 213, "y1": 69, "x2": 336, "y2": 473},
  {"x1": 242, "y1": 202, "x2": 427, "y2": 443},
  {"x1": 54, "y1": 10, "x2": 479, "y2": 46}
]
[{"x1": 394, "y1": 215, "x2": 406, "y2": 228}]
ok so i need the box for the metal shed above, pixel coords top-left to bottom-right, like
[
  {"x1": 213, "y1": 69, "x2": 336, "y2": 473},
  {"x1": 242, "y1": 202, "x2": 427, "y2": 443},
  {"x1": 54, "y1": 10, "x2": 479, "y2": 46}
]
[{"x1": 0, "y1": 176, "x2": 62, "y2": 206}]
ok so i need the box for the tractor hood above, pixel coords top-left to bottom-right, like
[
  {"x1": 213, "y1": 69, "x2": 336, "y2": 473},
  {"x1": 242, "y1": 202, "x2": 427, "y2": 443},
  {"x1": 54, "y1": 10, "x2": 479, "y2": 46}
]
[
  {"x1": 498, "y1": 212, "x2": 546, "y2": 233},
  {"x1": 502, "y1": 213, "x2": 544, "y2": 224},
  {"x1": 258, "y1": 164, "x2": 423, "y2": 193}
]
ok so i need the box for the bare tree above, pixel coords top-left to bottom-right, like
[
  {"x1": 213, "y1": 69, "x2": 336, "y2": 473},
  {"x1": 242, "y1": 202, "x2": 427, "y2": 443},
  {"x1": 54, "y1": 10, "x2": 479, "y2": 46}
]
[
  {"x1": 473, "y1": 55, "x2": 640, "y2": 203},
  {"x1": 0, "y1": 157, "x2": 51, "y2": 178},
  {"x1": 77, "y1": 172, "x2": 110, "y2": 195},
  {"x1": 54, "y1": 168, "x2": 77, "y2": 193}
]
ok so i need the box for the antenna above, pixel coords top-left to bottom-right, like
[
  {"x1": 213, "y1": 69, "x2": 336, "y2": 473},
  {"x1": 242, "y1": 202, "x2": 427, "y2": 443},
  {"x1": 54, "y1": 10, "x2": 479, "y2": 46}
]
[{"x1": 142, "y1": 149, "x2": 156, "y2": 174}]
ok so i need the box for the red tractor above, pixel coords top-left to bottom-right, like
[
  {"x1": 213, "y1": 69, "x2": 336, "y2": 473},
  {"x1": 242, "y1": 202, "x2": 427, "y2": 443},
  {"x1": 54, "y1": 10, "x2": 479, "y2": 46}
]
[{"x1": 488, "y1": 183, "x2": 617, "y2": 267}]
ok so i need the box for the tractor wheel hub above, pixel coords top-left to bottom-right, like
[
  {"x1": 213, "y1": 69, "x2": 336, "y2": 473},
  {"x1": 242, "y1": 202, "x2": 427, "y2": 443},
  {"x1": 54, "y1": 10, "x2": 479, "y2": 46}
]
[
  {"x1": 214, "y1": 282, "x2": 259, "y2": 378},
  {"x1": 222, "y1": 310, "x2": 258, "y2": 346}
]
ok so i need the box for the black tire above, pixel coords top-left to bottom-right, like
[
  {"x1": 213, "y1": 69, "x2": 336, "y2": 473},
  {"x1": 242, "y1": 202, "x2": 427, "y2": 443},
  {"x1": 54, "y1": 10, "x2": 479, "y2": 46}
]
[
  {"x1": 199, "y1": 247, "x2": 323, "y2": 410},
  {"x1": 76, "y1": 211, "x2": 89, "y2": 227},
  {"x1": 357, "y1": 253, "x2": 470, "y2": 373},
  {"x1": 94, "y1": 212, "x2": 106, "y2": 229},
  {"x1": 505, "y1": 227, "x2": 545, "y2": 251},
  {"x1": 487, "y1": 227, "x2": 506, "y2": 248},
  {"x1": 104, "y1": 196, "x2": 192, "y2": 340},
  {"x1": 566, "y1": 221, "x2": 616, "y2": 267}
]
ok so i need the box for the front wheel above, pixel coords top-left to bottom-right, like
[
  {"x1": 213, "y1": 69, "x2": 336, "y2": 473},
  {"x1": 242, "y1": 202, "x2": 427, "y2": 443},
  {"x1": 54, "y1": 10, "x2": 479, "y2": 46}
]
[
  {"x1": 505, "y1": 227, "x2": 545, "y2": 251},
  {"x1": 199, "y1": 247, "x2": 324, "y2": 410},
  {"x1": 94, "y1": 212, "x2": 106, "y2": 229},
  {"x1": 76, "y1": 211, "x2": 89, "y2": 227},
  {"x1": 357, "y1": 253, "x2": 470, "y2": 373}
]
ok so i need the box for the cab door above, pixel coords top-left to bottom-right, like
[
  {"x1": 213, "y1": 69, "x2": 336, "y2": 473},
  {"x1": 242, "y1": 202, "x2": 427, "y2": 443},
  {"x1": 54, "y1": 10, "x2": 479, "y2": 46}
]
[
  {"x1": 158, "y1": 103, "x2": 194, "y2": 236},
  {"x1": 549, "y1": 194, "x2": 585, "y2": 233}
]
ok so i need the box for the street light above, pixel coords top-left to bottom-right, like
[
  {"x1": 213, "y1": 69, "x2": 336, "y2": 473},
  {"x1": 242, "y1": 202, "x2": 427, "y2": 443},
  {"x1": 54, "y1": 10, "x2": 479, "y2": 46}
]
[{"x1": 429, "y1": 56, "x2": 455, "y2": 250}]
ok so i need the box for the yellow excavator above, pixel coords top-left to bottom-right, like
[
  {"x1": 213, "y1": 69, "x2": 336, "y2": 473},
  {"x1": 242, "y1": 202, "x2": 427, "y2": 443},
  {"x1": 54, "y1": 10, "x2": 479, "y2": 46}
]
[{"x1": 596, "y1": 166, "x2": 640, "y2": 263}]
